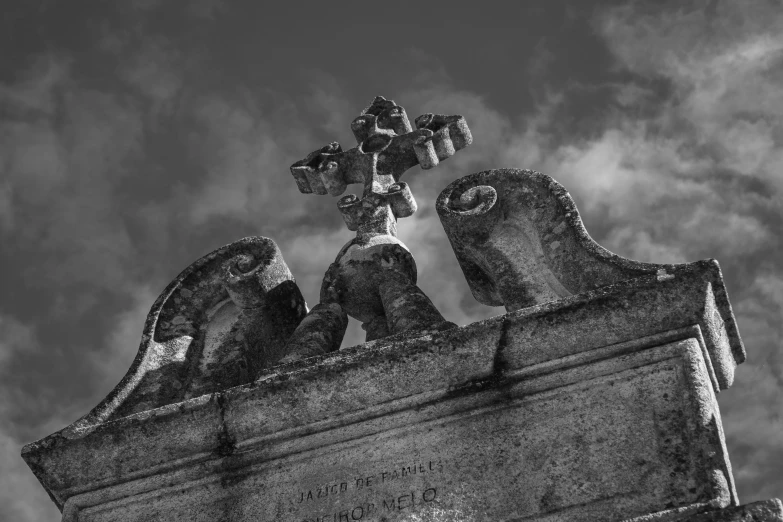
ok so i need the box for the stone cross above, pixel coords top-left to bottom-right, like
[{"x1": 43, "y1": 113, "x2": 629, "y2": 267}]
[
  {"x1": 282, "y1": 97, "x2": 473, "y2": 347},
  {"x1": 290, "y1": 96, "x2": 472, "y2": 237}
]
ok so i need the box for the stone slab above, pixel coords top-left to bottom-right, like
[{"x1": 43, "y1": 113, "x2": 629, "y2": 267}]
[
  {"x1": 23, "y1": 269, "x2": 744, "y2": 521},
  {"x1": 56, "y1": 331, "x2": 730, "y2": 521}
]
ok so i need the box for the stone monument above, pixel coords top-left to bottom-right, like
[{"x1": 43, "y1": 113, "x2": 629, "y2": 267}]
[{"x1": 22, "y1": 97, "x2": 782, "y2": 521}]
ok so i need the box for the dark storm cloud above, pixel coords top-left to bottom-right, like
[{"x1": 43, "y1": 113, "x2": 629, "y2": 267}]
[{"x1": 1, "y1": 1, "x2": 781, "y2": 520}]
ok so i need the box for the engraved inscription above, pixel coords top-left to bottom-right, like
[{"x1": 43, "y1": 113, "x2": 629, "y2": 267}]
[
  {"x1": 295, "y1": 460, "x2": 442, "y2": 504},
  {"x1": 301, "y1": 488, "x2": 437, "y2": 522},
  {"x1": 295, "y1": 460, "x2": 444, "y2": 521},
  {"x1": 297, "y1": 482, "x2": 349, "y2": 503}
]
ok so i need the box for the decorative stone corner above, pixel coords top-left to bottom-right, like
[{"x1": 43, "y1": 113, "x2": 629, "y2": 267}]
[
  {"x1": 437, "y1": 169, "x2": 745, "y2": 390},
  {"x1": 54, "y1": 236, "x2": 307, "y2": 437}
]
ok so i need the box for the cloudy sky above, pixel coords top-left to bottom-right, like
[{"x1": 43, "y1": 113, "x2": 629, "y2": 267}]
[{"x1": 1, "y1": 0, "x2": 782, "y2": 519}]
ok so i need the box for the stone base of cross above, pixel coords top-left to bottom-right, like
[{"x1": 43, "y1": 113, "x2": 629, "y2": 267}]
[{"x1": 282, "y1": 97, "x2": 472, "y2": 357}]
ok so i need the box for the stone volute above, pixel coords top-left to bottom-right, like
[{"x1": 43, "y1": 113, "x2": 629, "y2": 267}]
[
  {"x1": 436, "y1": 168, "x2": 745, "y2": 390},
  {"x1": 52, "y1": 236, "x2": 307, "y2": 437}
]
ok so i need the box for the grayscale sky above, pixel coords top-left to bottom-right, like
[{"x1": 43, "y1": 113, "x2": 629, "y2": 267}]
[{"x1": 1, "y1": 1, "x2": 782, "y2": 519}]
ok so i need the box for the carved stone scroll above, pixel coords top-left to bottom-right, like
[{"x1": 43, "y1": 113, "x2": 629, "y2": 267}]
[
  {"x1": 63, "y1": 237, "x2": 306, "y2": 434},
  {"x1": 436, "y1": 169, "x2": 745, "y2": 389}
]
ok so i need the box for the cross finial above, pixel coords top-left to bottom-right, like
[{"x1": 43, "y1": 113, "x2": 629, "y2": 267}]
[
  {"x1": 283, "y1": 97, "x2": 472, "y2": 346},
  {"x1": 290, "y1": 96, "x2": 472, "y2": 237}
]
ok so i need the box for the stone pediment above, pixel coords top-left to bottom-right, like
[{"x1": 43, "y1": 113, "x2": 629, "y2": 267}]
[{"x1": 23, "y1": 260, "x2": 746, "y2": 520}]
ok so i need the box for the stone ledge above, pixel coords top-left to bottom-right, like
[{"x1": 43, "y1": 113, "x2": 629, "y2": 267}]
[
  {"x1": 681, "y1": 499, "x2": 783, "y2": 521},
  {"x1": 58, "y1": 333, "x2": 733, "y2": 521}
]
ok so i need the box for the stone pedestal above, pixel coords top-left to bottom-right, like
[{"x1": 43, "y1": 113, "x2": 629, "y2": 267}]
[{"x1": 22, "y1": 261, "x2": 781, "y2": 521}]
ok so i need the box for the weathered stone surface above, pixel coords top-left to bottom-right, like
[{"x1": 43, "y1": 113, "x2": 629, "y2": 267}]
[
  {"x1": 23, "y1": 264, "x2": 746, "y2": 521},
  {"x1": 288, "y1": 96, "x2": 471, "y2": 345},
  {"x1": 53, "y1": 236, "x2": 307, "y2": 439},
  {"x1": 437, "y1": 169, "x2": 745, "y2": 389},
  {"x1": 281, "y1": 303, "x2": 348, "y2": 363},
  {"x1": 680, "y1": 499, "x2": 783, "y2": 521}
]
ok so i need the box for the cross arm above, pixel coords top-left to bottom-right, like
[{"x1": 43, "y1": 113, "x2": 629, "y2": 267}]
[
  {"x1": 290, "y1": 142, "x2": 367, "y2": 197},
  {"x1": 376, "y1": 113, "x2": 473, "y2": 181},
  {"x1": 413, "y1": 113, "x2": 473, "y2": 168}
]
